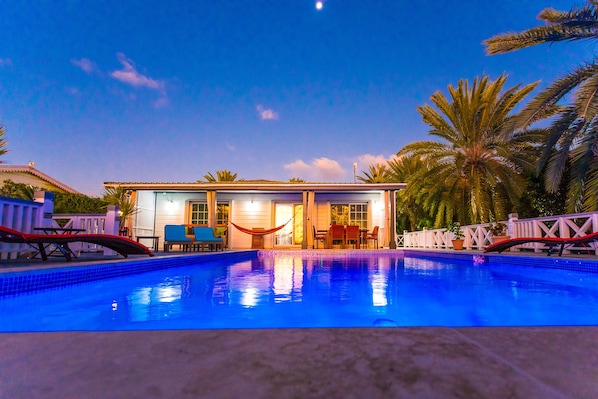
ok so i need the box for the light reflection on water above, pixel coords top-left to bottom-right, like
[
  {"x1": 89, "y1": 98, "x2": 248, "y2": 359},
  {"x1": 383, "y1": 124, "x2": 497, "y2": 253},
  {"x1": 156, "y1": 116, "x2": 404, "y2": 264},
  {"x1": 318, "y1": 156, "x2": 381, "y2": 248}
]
[{"x1": 1, "y1": 253, "x2": 598, "y2": 332}]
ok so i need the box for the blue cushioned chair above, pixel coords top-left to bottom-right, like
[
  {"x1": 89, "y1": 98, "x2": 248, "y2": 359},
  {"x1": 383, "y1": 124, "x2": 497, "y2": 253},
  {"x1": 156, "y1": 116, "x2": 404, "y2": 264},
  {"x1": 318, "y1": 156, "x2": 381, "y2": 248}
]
[
  {"x1": 164, "y1": 225, "x2": 193, "y2": 252},
  {"x1": 193, "y1": 226, "x2": 224, "y2": 251}
]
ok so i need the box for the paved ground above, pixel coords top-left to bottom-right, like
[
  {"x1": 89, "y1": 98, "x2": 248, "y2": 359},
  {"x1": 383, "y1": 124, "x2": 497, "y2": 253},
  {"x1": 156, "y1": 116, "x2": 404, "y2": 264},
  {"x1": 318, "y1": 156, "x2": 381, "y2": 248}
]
[
  {"x1": 1, "y1": 327, "x2": 597, "y2": 399},
  {"x1": 1, "y1": 250, "x2": 597, "y2": 398}
]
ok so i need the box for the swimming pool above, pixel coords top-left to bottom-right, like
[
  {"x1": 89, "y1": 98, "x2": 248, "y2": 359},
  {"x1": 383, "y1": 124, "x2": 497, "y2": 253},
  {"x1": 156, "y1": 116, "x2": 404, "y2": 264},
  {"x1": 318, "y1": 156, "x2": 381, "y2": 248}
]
[{"x1": 1, "y1": 251, "x2": 598, "y2": 331}]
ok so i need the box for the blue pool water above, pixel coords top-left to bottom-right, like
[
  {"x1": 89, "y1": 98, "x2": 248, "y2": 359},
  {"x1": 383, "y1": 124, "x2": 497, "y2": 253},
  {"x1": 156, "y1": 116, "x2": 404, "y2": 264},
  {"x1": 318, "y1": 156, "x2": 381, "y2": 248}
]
[{"x1": 1, "y1": 252, "x2": 598, "y2": 331}]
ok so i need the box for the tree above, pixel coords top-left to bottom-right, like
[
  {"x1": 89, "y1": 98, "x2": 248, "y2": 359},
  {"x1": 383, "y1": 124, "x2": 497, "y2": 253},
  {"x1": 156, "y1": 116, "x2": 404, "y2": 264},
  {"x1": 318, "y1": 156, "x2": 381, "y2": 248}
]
[
  {"x1": 387, "y1": 155, "x2": 434, "y2": 231},
  {"x1": 0, "y1": 179, "x2": 106, "y2": 213},
  {"x1": 289, "y1": 177, "x2": 306, "y2": 183},
  {"x1": 485, "y1": 1, "x2": 598, "y2": 211},
  {"x1": 356, "y1": 163, "x2": 391, "y2": 183},
  {"x1": 201, "y1": 170, "x2": 239, "y2": 182},
  {"x1": 0, "y1": 179, "x2": 35, "y2": 200},
  {"x1": 398, "y1": 74, "x2": 542, "y2": 226},
  {"x1": 103, "y1": 186, "x2": 138, "y2": 228},
  {"x1": 0, "y1": 124, "x2": 8, "y2": 162},
  {"x1": 53, "y1": 192, "x2": 108, "y2": 214}
]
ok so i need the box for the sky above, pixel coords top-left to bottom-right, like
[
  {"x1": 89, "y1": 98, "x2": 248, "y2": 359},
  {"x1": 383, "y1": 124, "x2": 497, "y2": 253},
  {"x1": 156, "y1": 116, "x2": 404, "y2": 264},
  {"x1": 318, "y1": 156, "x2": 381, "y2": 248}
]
[{"x1": 0, "y1": 0, "x2": 593, "y2": 196}]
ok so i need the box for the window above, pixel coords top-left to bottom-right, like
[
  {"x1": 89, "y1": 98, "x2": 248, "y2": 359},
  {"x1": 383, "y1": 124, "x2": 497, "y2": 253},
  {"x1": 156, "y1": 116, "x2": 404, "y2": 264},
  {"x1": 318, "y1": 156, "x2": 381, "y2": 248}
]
[
  {"x1": 189, "y1": 202, "x2": 229, "y2": 225},
  {"x1": 330, "y1": 203, "x2": 368, "y2": 229},
  {"x1": 216, "y1": 203, "x2": 229, "y2": 225}
]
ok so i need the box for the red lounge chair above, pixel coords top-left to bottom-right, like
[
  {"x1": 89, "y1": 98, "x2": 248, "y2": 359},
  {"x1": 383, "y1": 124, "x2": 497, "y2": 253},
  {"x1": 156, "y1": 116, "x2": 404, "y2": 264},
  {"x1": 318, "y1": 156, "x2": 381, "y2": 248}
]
[
  {"x1": 0, "y1": 225, "x2": 154, "y2": 261},
  {"x1": 485, "y1": 232, "x2": 598, "y2": 256}
]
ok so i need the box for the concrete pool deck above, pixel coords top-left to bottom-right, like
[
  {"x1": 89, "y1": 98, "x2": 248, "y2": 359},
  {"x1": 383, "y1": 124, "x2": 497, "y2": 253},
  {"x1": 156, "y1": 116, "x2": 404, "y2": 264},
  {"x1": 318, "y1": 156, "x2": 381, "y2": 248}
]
[
  {"x1": 1, "y1": 250, "x2": 597, "y2": 398},
  {"x1": 1, "y1": 327, "x2": 597, "y2": 398}
]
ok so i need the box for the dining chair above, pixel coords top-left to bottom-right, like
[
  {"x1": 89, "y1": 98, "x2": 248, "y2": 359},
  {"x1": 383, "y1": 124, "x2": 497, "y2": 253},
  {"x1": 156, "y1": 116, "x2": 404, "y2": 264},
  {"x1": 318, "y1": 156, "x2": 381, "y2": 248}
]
[
  {"x1": 366, "y1": 226, "x2": 379, "y2": 249},
  {"x1": 329, "y1": 225, "x2": 345, "y2": 248},
  {"x1": 313, "y1": 226, "x2": 327, "y2": 249},
  {"x1": 345, "y1": 225, "x2": 360, "y2": 249}
]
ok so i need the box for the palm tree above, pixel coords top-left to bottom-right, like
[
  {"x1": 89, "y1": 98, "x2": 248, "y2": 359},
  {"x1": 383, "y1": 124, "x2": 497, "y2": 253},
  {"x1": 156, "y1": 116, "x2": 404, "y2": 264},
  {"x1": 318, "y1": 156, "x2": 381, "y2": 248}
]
[
  {"x1": 0, "y1": 124, "x2": 8, "y2": 162},
  {"x1": 484, "y1": 1, "x2": 598, "y2": 211},
  {"x1": 201, "y1": 170, "x2": 239, "y2": 182},
  {"x1": 103, "y1": 186, "x2": 138, "y2": 229},
  {"x1": 387, "y1": 155, "x2": 434, "y2": 231},
  {"x1": 398, "y1": 74, "x2": 542, "y2": 226},
  {"x1": 356, "y1": 163, "x2": 391, "y2": 183}
]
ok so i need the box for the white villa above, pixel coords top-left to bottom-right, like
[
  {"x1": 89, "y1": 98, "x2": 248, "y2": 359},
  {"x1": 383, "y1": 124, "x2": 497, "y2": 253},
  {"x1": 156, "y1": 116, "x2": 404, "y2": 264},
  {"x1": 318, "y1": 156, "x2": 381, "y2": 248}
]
[{"x1": 103, "y1": 181, "x2": 406, "y2": 250}]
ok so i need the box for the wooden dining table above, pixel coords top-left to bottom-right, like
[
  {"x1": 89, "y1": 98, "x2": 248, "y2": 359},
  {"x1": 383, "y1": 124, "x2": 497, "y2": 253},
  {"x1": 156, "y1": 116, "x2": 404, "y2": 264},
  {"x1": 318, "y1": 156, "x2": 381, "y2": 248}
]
[{"x1": 325, "y1": 226, "x2": 365, "y2": 249}]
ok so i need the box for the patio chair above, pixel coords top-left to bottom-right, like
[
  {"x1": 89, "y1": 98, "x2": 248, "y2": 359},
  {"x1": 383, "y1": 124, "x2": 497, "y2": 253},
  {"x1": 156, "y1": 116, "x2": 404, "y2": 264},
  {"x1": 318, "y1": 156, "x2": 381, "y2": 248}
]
[
  {"x1": 164, "y1": 225, "x2": 193, "y2": 252},
  {"x1": 0, "y1": 225, "x2": 153, "y2": 261},
  {"x1": 366, "y1": 226, "x2": 379, "y2": 249},
  {"x1": 484, "y1": 232, "x2": 598, "y2": 256},
  {"x1": 345, "y1": 225, "x2": 360, "y2": 249},
  {"x1": 329, "y1": 225, "x2": 345, "y2": 248},
  {"x1": 313, "y1": 226, "x2": 327, "y2": 249},
  {"x1": 192, "y1": 226, "x2": 224, "y2": 251}
]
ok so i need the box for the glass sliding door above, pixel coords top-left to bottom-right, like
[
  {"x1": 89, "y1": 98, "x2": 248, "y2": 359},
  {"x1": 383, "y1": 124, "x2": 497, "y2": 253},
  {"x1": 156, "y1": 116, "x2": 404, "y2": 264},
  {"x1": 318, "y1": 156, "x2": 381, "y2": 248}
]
[{"x1": 274, "y1": 203, "x2": 303, "y2": 247}]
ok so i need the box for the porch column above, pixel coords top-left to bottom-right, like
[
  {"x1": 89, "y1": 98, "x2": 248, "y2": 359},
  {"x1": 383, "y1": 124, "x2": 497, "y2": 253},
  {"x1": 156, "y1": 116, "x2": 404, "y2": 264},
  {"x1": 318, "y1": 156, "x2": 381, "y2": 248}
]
[
  {"x1": 389, "y1": 190, "x2": 397, "y2": 249},
  {"x1": 207, "y1": 190, "x2": 217, "y2": 229},
  {"x1": 307, "y1": 191, "x2": 315, "y2": 249},
  {"x1": 301, "y1": 191, "x2": 309, "y2": 249},
  {"x1": 34, "y1": 191, "x2": 55, "y2": 229}
]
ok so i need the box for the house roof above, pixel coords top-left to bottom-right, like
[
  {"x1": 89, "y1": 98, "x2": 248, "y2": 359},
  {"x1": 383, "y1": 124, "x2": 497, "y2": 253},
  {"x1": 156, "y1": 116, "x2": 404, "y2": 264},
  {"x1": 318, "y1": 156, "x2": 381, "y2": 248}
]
[
  {"x1": 0, "y1": 165, "x2": 80, "y2": 194},
  {"x1": 103, "y1": 181, "x2": 406, "y2": 192}
]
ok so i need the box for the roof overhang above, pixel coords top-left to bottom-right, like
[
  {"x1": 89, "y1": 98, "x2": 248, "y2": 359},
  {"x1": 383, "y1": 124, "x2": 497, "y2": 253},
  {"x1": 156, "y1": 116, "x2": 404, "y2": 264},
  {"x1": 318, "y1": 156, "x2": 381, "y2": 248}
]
[
  {"x1": 103, "y1": 182, "x2": 406, "y2": 193},
  {"x1": 0, "y1": 165, "x2": 80, "y2": 194}
]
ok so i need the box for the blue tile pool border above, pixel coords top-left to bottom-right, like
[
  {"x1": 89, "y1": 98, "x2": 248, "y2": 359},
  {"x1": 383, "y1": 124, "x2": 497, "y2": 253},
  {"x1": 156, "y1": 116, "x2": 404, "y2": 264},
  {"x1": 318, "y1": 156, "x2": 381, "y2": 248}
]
[
  {"x1": 401, "y1": 249, "x2": 598, "y2": 273},
  {"x1": 2, "y1": 249, "x2": 597, "y2": 297},
  {"x1": 0, "y1": 251, "x2": 257, "y2": 297}
]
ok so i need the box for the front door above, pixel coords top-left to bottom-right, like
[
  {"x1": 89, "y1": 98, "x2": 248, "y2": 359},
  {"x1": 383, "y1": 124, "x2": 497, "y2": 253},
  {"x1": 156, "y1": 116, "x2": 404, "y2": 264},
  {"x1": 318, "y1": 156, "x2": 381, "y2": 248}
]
[{"x1": 274, "y1": 203, "x2": 303, "y2": 247}]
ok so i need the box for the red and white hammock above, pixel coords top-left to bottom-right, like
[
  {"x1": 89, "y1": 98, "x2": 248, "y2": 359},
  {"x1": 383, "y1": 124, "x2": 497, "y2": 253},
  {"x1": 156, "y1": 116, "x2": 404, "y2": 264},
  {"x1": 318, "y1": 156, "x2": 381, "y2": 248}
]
[
  {"x1": 230, "y1": 222, "x2": 288, "y2": 236},
  {"x1": 230, "y1": 208, "x2": 301, "y2": 236}
]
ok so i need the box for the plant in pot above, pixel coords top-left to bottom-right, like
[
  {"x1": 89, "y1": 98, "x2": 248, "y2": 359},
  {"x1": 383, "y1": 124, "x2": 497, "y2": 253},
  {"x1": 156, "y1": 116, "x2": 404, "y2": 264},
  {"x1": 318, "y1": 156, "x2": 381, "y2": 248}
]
[
  {"x1": 488, "y1": 222, "x2": 509, "y2": 244},
  {"x1": 447, "y1": 222, "x2": 464, "y2": 250}
]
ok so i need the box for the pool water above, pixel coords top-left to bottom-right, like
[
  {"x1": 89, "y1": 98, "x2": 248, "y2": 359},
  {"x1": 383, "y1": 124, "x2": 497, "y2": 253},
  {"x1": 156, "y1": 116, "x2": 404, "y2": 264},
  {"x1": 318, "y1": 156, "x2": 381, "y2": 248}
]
[{"x1": 1, "y1": 253, "x2": 598, "y2": 331}]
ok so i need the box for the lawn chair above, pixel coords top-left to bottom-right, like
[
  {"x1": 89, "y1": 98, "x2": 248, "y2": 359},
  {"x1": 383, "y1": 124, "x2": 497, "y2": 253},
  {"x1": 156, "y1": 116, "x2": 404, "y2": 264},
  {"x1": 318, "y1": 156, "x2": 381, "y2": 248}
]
[
  {"x1": 164, "y1": 225, "x2": 193, "y2": 252},
  {"x1": 192, "y1": 227, "x2": 224, "y2": 251},
  {"x1": 0, "y1": 225, "x2": 153, "y2": 261}
]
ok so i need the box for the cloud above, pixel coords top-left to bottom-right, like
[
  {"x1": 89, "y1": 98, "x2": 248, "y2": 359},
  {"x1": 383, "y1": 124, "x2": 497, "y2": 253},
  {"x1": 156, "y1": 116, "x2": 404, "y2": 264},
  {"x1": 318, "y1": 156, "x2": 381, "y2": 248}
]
[
  {"x1": 0, "y1": 58, "x2": 12, "y2": 67},
  {"x1": 110, "y1": 53, "x2": 165, "y2": 91},
  {"x1": 256, "y1": 105, "x2": 279, "y2": 120},
  {"x1": 354, "y1": 154, "x2": 395, "y2": 170},
  {"x1": 71, "y1": 58, "x2": 96, "y2": 74},
  {"x1": 284, "y1": 157, "x2": 345, "y2": 181},
  {"x1": 153, "y1": 96, "x2": 170, "y2": 109},
  {"x1": 226, "y1": 143, "x2": 236, "y2": 151},
  {"x1": 65, "y1": 87, "x2": 80, "y2": 96}
]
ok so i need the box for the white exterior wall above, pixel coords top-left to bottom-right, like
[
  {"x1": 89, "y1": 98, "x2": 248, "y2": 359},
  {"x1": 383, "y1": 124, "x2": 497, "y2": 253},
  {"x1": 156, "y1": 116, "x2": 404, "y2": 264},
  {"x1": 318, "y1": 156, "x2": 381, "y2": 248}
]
[
  {"x1": 230, "y1": 198, "x2": 272, "y2": 249},
  {"x1": 134, "y1": 191, "x2": 157, "y2": 237},
  {"x1": 136, "y1": 189, "x2": 389, "y2": 250}
]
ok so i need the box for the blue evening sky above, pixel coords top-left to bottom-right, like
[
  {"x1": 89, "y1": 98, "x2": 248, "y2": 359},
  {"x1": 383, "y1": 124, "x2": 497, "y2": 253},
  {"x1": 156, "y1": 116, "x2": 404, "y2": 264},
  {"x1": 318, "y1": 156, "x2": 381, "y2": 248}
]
[{"x1": 0, "y1": 1, "x2": 592, "y2": 195}]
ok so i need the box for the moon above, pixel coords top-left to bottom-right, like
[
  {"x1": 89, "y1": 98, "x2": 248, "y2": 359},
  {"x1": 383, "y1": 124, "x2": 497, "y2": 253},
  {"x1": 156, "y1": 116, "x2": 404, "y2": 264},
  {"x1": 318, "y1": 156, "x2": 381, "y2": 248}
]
[{"x1": 316, "y1": 1, "x2": 323, "y2": 10}]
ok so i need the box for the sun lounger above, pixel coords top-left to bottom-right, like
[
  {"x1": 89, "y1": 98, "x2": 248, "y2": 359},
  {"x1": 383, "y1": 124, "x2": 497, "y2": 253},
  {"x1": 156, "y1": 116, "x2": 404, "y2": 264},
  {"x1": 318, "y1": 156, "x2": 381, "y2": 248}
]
[
  {"x1": 0, "y1": 225, "x2": 154, "y2": 261},
  {"x1": 164, "y1": 225, "x2": 193, "y2": 252},
  {"x1": 192, "y1": 226, "x2": 224, "y2": 251},
  {"x1": 485, "y1": 232, "x2": 598, "y2": 256}
]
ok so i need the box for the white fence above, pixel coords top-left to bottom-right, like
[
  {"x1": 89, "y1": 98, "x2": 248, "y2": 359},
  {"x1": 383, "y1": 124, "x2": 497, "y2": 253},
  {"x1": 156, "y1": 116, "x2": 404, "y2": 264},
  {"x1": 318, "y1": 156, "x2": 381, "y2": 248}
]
[
  {"x1": 0, "y1": 193, "x2": 48, "y2": 259},
  {"x1": 51, "y1": 210, "x2": 120, "y2": 255},
  {"x1": 401, "y1": 212, "x2": 598, "y2": 255},
  {"x1": 1, "y1": 192, "x2": 120, "y2": 260}
]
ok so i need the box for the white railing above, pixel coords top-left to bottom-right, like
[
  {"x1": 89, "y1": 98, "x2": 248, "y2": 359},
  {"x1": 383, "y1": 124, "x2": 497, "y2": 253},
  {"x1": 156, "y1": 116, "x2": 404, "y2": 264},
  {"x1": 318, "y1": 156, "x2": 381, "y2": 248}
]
[
  {"x1": 0, "y1": 195, "x2": 45, "y2": 259},
  {"x1": 401, "y1": 211, "x2": 598, "y2": 255},
  {"x1": 1, "y1": 192, "x2": 121, "y2": 259}
]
